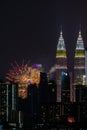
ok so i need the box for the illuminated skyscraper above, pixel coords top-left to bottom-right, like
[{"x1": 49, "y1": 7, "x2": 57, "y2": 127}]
[
  {"x1": 0, "y1": 83, "x2": 19, "y2": 125},
  {"x1": 56, "y1": 29, "x2": 67, "y2": 102},
  {"x1": 0, "y1": 83, "x2": 7, "y2": 122},
  {"x1": 85, "y1": 48, "x2": 87, "y2": 84},
  {"x1": 74, "y1": 30, "x2": 85, "y2": 84}
]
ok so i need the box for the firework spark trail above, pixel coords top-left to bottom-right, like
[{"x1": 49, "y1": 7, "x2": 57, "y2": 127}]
[{"x1": 6, "y1": 61, "x2": 41, "y2": 85}]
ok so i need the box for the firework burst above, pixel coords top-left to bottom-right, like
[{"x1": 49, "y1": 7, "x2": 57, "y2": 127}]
[
  {"x1": 6, "y1": 60, "x2": 42, "y2": 99},
  {"x1": 6, "y1": 60, "x2": 41, "y2": 86}
]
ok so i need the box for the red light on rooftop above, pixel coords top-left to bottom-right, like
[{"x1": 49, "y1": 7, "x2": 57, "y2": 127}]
[{"x1": 67, "y1": 117, "x2": 75, "y2": 123}]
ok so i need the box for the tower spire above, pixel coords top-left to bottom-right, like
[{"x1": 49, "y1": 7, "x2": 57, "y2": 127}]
[
  {"x1": 57, "y1": 26, "x2": 65, "y2": 50},
  {"x1": 56, "y1": 26, "x2": 66, "y2": 57},
  {"x1": 56, "y1": 26, "x2": 67, "y2": 102},
  {"x1": 74, "y1": 27, "x2": 85, "y2": 86},
  {"x1": 75, "y1": 29, "x2": 85, "y2": 57},
  {"x1": 76, "y1": 28, "x2": 84, "y2": 50},
  {"x1": 60, "y1": 25, "x2": 62, "y2": 32}
]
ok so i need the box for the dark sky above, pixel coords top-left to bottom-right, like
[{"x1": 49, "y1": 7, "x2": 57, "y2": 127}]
[{"x1": 0, "y1": 0, "x2": 87, "y2": 79}]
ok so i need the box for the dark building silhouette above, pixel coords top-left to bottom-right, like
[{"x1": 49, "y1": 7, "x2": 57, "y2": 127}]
[
  {"x1": 39, "y1": 72, "x2": 48, "y2": 104},
  {"x1": 75, "y1": 85, "x2": 87, "y2": 102},
  {"x1": 22, "y1": 84, "x2": 38, "y2": 130},
  {"x1": 80, "y1": 102, "x2": 87, "y2": 124},
  {"x1": 48, "y1": 80, "x2": 57, "y2": 103},
  {"x1": 61, "y1": 72, "x2": 70, "y2": 102},
  {"x1": 38, "y1": 72, "x2": 57, "y2": 104},
  {"x1": 75, "y1": 85, "x2": 87, "y2": 124}
]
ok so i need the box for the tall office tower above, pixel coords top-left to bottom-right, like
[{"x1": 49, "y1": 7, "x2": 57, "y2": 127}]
[
  {"x1": 61, "y1": 72, "x2": 70, "y2": 102},
  {"x1": 39, "y1": 72, "x2": 48, "y2": 103},
  {"x1": 0, "y1": 83, "x2": 7, "y2": 122},
  {"x1": 0, "y1": 83, "x2": 18, "y2": 124},
  {"x1": 75, "y1": 84, "x2": 87, "y2": 102},
  {"x1": 48, "y1": 80, "x2": 57, "y2": 103},
  {"x1": 23, "y1": 84, "x2": 38, "y2": 129},
  {"x1": 8, "y1": 83, "x2": 18, "y2": 124},
  {"x1": 56, "y1": 29, "x2": 67, "y2": 102},
  {"x1": 75, "y1": 84, "x2": 87, "y2": 123},
  {"x1": 74, "y1": 30, "x2": 85, "y2": 84}
]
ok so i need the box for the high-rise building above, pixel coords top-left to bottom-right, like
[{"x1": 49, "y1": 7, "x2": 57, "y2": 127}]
[
  {"x1": 56, "y1": 29, "x2": 67, "y2": 102},
  {"x1": 0, "y1": 83, "x2": 19, "y2": 126},
  {"x1": 55, "y1": 28, "x2": 86, "y2": 103},
  {"x1": 61, "y1": 72, "x2": 70, "y2": 102},
  {"x1": 0, "y1": 83, "x2": 7, "y2": 122},
  {"x1": 75, "y1": 84, "x2": 87, "y2": 102},
  {"x1": 38, "y1": 103, "x2": 61, "y2": 124},
  {"x1": 8, "y1": 83, "x2": 18, "y2": 123},
  {"x1": 39, "y1": 72, "x2": 48, "y2": 103},
  {"x1": 85, "y1": 47, "x2": 87, "y2": 84},
  {"x1": 48, "y1": 80, "x2": 57, "y2": 103},
  {"x1": 75, "y1": 85, "x2": 87, "y2": 123},
  {"x1": 74, "y1": 30, "x2": 85, "y2": 84},
  {"x1": 23, "y1": 84, "x2": 38, "y2": 129}
]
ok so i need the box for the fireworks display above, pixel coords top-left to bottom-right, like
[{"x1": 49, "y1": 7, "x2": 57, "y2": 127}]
[
  {"x1": 6, "y1": 61, "x2": 41, "y2": 85},
  {"x1": 6, "y1": 60, "x2": 42, "y2": 99}
]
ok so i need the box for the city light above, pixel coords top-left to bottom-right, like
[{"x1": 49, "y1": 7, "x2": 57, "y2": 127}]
[{"x1": 67, "y1": 116, "x2": 75, "y2": 123}]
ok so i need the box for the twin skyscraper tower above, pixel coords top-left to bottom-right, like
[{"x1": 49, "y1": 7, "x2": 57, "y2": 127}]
[{"x1": 55, "y1": 28, "x2": 85, "y2": 102}]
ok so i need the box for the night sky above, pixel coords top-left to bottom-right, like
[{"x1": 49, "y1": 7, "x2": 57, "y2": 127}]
[{"x1": 0, "y1": 0, "x2": 87, "y2": 80}]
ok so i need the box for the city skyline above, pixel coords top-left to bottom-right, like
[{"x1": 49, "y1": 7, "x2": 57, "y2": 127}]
[{"x1": 0, "y1": 1, "x2": 87, "y2": 79}]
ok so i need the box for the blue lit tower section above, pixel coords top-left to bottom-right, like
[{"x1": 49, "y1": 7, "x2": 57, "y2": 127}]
[
  {"x1": 56, "y1": 29, "x2": 67, "y2": 102},
  {"x1": 74, "y1": 30, "x2": 85, "y2": 85},
  {"x1": 61, "y1": 72, "x2": 70, "y2": 102}
]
